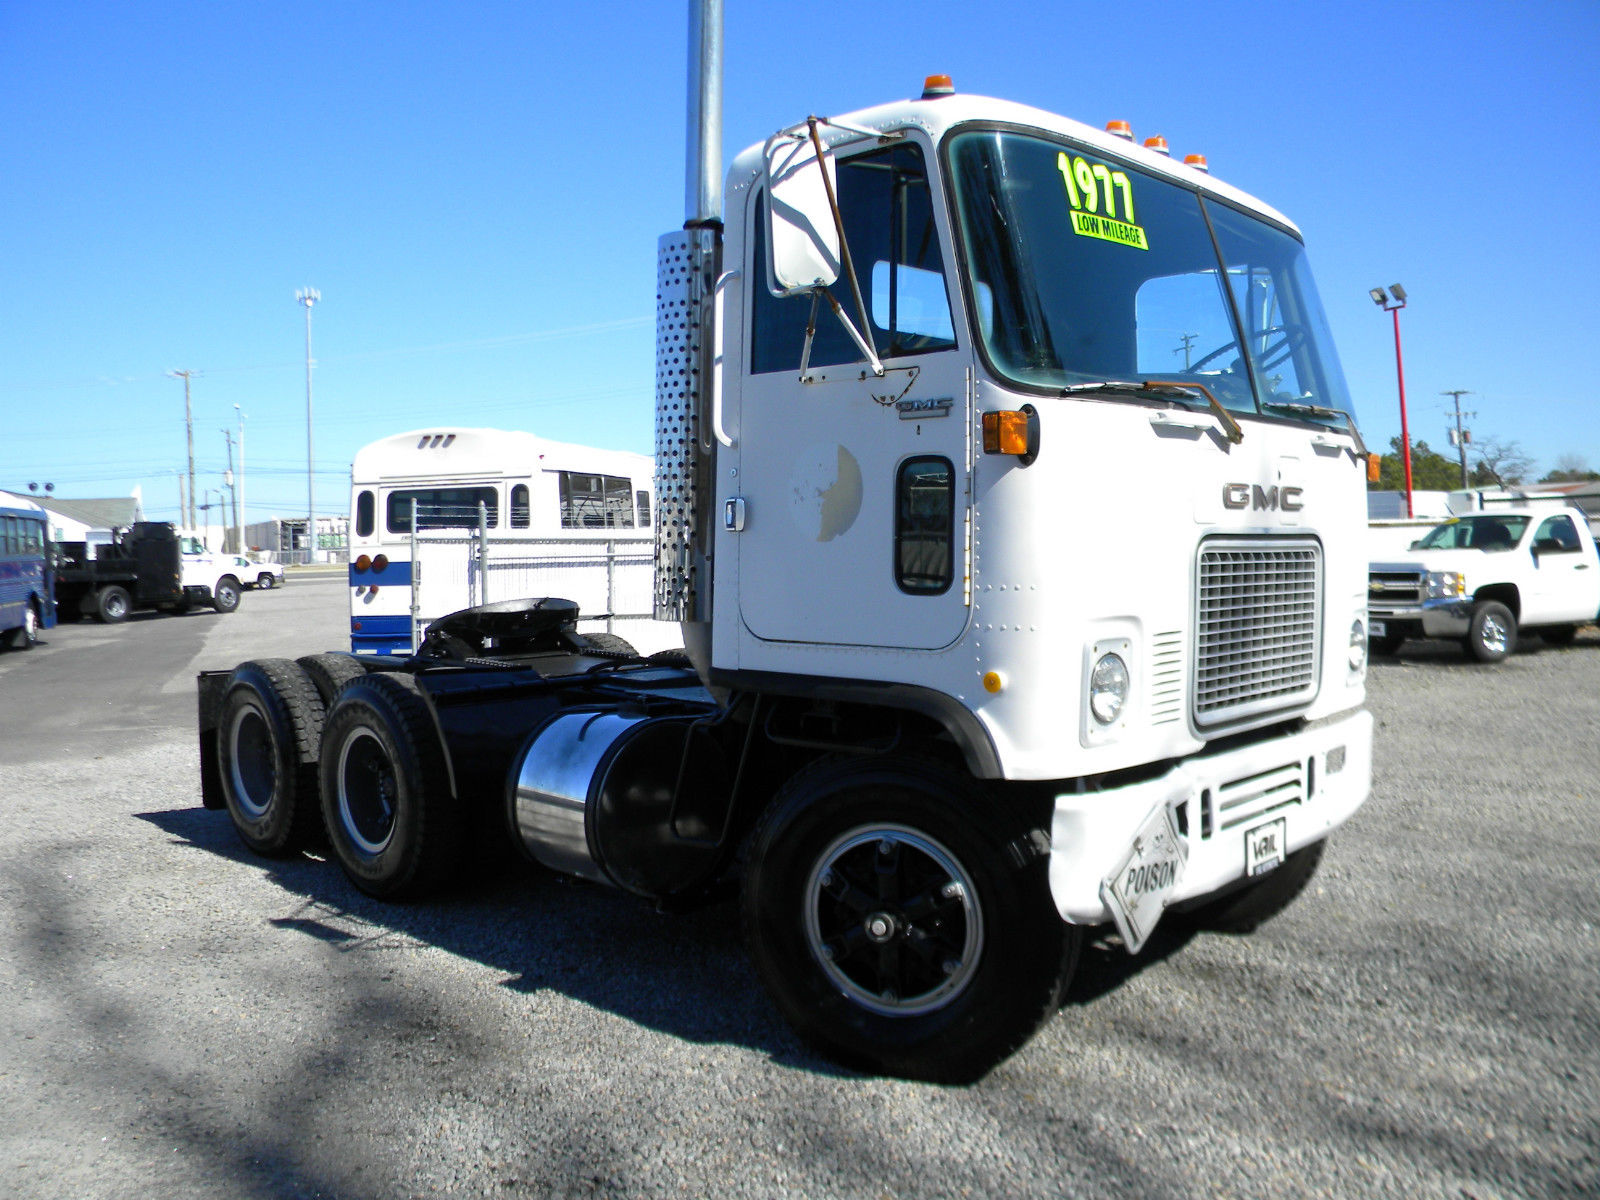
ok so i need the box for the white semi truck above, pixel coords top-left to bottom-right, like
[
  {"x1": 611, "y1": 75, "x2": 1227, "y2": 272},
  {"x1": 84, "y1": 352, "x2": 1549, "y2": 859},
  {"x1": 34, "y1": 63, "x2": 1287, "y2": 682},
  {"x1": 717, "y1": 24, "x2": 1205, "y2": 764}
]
[{"x1": 196, "y1": 2, "x2": 1374, "y2": 1082}]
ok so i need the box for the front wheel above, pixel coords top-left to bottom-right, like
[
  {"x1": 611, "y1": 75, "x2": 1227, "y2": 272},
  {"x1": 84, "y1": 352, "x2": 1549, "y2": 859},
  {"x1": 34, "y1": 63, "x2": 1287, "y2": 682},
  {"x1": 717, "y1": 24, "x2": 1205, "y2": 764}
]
[
  {"x1": 212, "y1": 576, "x2": 241, "y2": 614},
  {"x1": 1465, "y1": 600, "x2": 1516, "y2": 663},
  {"x1": 741, "y1": 756, "x2": 1076, "y2": 1084},
  {"x1": 3, "y1": 605, "x2": 39, "y2": 650},
  {"x1": 256, "y1": 573, "x2": 275, "y2": 590}
]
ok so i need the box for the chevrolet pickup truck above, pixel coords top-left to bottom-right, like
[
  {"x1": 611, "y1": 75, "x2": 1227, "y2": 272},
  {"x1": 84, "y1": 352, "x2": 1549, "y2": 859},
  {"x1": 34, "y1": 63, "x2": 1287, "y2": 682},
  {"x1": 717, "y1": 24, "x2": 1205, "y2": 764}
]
[{"x1": 1368, "y1": 503, "x2": 1600, "y2": 662}]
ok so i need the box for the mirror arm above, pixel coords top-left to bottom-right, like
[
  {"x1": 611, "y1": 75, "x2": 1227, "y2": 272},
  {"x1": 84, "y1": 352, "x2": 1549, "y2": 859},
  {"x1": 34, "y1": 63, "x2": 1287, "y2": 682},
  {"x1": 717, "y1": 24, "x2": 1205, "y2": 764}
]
[
  {"x1": 798, "y1": 290, "x2": 820, "y2": 381},
  {"x1": 819, "y1": 287, "x2": 884, "y2": 378},
  {"x1": 807, "y1": 117, "x2": 882, "y2": 376}
]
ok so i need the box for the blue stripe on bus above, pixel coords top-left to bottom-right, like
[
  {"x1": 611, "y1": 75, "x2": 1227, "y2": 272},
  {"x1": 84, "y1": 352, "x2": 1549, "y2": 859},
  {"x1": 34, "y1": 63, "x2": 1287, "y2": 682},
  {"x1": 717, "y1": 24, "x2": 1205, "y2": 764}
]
[
  {"x1": 350, "y1": 614, "x2": 412, "y2": 657},
  {"x1": 348, "y1": 559, "x2": 414, "y2": 586}
]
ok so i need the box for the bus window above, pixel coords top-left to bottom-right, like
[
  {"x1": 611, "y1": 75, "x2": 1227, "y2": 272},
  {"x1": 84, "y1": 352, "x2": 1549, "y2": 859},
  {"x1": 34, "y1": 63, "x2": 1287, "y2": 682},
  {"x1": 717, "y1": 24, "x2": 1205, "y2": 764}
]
[
  {"x1": 559, "y1": 473, "x2": 634, "y2": 529},
  {"x1": 387, "y1": 486, "x2": 500, "y2": 532},
  {"x1": 355, "y1": 490, "x2": 375, "y2": 538},
  {"x1": 511, "y1": 484, "x2": 531, "y2": 529},
  {"x1": 635, "y1": 490, "x2": 651, "y2": 529}
]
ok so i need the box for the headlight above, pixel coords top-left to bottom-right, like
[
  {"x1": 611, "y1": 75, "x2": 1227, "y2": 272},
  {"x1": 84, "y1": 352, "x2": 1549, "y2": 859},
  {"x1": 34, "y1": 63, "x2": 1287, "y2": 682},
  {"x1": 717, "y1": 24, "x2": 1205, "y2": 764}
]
[
  {"x1": 1348, "y1": 618, "x2": 1367, "y2": 672},
  {"x1": 1089, "y1": 653, "x2": 1129, "y2": 725},
  {"x1": 1425, "y1": 570, "x2": 1465, "y2": 599}
]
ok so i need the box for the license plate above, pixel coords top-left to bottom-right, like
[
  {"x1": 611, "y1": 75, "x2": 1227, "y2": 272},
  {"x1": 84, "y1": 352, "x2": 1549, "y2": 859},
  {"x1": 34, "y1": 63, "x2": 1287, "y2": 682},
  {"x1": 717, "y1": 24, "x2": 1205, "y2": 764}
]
[
  {"x1": 1245, "y1": 817, "x2": 1287, "y2": 877},
  {"x1": 1369, "y1": 619, "x2": 1387, "y2": 638},
  {"x1": 1101, "y1": 803, "x2": 1187, "y2": 954}
]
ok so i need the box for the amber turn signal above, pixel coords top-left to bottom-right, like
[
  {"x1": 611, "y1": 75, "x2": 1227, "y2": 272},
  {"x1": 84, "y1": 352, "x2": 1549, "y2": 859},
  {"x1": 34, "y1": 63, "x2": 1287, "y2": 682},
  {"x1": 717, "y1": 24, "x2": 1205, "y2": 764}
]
[
  {"x1": 982, "y1": 406, "x2": 1040, "y2": 465},
  {"x1": 1367, "y1": 454, "x2": 1382, "y2": 484},
  {"x1": 354, "y1": 554, "x2": 372, "y2": 572}
]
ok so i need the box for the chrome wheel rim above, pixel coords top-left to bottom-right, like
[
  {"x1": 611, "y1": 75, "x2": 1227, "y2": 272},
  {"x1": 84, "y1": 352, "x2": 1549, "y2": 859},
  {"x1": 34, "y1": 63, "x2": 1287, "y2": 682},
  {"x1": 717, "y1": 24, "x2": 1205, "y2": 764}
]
[
  {"x1": 803, "y1": 823, "x2": 983, "y2": 1017},
  {"x1": 1481, "y1": 613, "x2": 1509, "y2": 654}
]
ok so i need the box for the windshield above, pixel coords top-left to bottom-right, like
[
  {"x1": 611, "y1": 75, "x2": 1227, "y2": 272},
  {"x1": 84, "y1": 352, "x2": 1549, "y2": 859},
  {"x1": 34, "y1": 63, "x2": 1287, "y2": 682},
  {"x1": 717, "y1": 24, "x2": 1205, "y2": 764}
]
[
  {"x1": 1415, "y1": 515, "x2": 1529, "y2": 551},
  {"x1": 948, "y1": 129, "x2": 1356, "y2": 426}
]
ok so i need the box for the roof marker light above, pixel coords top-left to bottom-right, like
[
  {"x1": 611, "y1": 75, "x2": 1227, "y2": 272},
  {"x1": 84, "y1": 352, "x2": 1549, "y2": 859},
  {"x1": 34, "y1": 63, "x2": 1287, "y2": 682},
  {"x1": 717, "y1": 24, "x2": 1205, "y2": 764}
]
[
  {"x1": 1184, "y1": 153, "x2": 1209, "y2": 172},
  {"x1": 921, "y1": 74, "x2": 954, "y2": 99},
  {"x1": 1144, "y1": 135, "x2": 1170, "y2": 156},
  {"x1": 1105, "y1": 120, "x2": 1134, "y2": 141}
]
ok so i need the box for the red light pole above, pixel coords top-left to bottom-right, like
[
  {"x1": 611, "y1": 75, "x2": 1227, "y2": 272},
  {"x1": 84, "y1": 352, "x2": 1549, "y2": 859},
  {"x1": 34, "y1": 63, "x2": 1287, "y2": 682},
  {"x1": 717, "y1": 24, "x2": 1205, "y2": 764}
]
[{"x1": 1370, "y1": 284, "x2": 1412, "y2": 517}]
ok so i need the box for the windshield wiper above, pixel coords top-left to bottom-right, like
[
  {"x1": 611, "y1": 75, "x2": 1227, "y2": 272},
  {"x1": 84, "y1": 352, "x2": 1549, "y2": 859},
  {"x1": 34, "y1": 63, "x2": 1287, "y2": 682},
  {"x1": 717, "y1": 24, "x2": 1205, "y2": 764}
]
[
  {"x1": 1062, "y1": 379, "x2": 1244, "y2": 444},
  {"x1": 1260, "y1": 400, "x2": 1369, "y2": 455}
]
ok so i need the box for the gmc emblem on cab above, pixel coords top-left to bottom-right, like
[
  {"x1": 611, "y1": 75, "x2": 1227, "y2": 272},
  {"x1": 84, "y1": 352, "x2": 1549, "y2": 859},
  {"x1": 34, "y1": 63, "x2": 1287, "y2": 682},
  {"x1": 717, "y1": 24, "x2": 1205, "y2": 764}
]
[{"x1": 1223, "y1": 483, "x2": 1304, "y2": 512}]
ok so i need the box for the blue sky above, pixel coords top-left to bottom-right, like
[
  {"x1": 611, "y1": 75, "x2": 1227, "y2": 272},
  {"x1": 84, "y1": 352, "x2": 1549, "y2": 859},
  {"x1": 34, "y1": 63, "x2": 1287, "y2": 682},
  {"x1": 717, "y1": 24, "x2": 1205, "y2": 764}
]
[{"x1": 2, "y1": 0, "x2": 1596, "y2": 526}]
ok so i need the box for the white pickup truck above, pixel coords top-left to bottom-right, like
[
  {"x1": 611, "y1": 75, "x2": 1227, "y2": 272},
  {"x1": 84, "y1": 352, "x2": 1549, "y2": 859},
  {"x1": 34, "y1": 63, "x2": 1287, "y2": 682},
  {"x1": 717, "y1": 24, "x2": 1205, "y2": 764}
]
[{"x1": 1369, "y1": 502, "x2": 1600, "y2": 661}]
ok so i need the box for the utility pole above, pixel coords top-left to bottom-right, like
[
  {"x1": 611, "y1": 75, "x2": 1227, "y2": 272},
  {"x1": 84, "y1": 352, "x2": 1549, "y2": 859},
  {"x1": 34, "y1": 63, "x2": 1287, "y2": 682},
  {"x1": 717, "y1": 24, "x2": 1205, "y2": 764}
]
[
  {"x1": 176, "y1": 470, "x2": 185, "y2": 528},
  {"x1": 223, "y1": 428, "x2": 238, "y2": 552},
  {"x1": 297, "y1": 288, "x2": 321, "y2": 563},
  {"x1": 234, "y1": 405, "x2": 246, "y2": 555},
  {"x1": 169, "y1": 369, "x2": 197, "y2": 529},
  {"x1": 1173, "y1": 332, "x2": 1198, "y2": 370},
  {"x1": 1442, "y1": 389, "x2": 1474, "y2": 488}
]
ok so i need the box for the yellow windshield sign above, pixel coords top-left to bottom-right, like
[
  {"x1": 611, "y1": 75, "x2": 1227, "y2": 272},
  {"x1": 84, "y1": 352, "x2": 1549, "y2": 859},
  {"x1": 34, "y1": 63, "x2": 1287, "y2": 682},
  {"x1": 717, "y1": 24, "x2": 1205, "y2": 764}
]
[{"x1": 1058, "y1": 151, "x2": 1149, "y2": 251}]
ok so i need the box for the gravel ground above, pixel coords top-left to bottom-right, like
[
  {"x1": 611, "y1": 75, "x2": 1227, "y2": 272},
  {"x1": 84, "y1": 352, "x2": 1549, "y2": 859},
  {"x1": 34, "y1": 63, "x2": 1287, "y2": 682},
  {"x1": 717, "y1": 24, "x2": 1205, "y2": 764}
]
[{"x1": 1, "y1": 578, "x2": 1595, "y2": 1199}]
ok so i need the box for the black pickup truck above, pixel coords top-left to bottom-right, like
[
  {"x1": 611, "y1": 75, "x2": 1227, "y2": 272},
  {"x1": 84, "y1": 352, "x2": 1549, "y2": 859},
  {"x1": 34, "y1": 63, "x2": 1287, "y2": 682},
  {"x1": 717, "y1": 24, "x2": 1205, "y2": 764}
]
[{"x1": 53, "y1": 522, "x2": 240, "y2": 622}]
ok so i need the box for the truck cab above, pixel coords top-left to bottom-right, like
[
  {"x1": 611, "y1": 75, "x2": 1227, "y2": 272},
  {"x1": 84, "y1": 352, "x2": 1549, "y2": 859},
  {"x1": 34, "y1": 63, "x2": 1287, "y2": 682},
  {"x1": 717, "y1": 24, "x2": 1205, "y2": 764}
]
[{"x1": 1369, "y1": 502, "x2": 1600, "y2": 660}]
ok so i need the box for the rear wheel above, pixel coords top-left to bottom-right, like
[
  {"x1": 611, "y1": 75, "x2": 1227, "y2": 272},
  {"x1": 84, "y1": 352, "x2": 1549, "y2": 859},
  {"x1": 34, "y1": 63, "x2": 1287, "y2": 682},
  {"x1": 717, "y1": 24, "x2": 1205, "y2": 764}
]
[
  {"x1": 216, "y1": 659, "x2": 325, "y2": 855},
  {"x1": 96, "y1": 586, "x2": 131, "y2": 624},
  {"x1": 741, "y1": 755, "x2": 1075, "y2": 1083},
  {"x1": 212, "y1": 576, "x2": 241, "y2": 614},
  {"x1": 1465, "y1": 600, "x2": 1516, "y2": 663},
  {"x1": 296, "y1": 652, "x2": 370, "y2": 709},
  {"x1": 319, "y1": 673, "x2": 463, "y2": 899}
]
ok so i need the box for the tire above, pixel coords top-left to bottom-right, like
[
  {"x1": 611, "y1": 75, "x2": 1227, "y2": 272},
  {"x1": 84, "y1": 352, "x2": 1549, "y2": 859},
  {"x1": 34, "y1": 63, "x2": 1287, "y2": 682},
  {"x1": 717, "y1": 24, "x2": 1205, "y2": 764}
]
[
  {"x1": 216, "y1": 659, "x2": 326, "y2": 855},
  {"x1": 578, "y1": 631, "x2": 637, "y2": 656},
  {"x1": 1182, "y1": 838, "x2": 1327, "y2": 934},
  {"x1": 1370, "y1": 629, "x2": 1406, "y2": 657},
  {"x1": 257, "y1": 573, "x2": 275, "y2": 590},
  {"x1": 319, "y1": 672, "x2": 464, "y2": 899},
  {"x1": 3, "y1": 604, "x2": 39, "y2": 650},
  {"x1": 211, "y1": 576, "x2": 241, "y2": 614},
  {"x1": 296, "y1": 652, "x2": 370, "y2": 709},
  {"x1": 96, "y1": 585, "x2": 131, "y2": 624},
  {"x1": 1465, "y1": 600, "x2": 1516, "y2": 663},
  {"x1": 1540, "y1": 624, "x2": 1579, "y2": 646},
  {"x1": 741, "y1": 755, "x2": 1077, "y2": 1084}
]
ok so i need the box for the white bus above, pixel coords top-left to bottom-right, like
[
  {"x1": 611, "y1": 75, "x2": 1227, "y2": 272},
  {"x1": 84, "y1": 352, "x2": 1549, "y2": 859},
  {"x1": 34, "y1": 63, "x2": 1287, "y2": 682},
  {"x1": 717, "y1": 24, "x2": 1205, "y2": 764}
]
[{"x1": 347, "y1": 428, "x2": 661, "y2": 656}]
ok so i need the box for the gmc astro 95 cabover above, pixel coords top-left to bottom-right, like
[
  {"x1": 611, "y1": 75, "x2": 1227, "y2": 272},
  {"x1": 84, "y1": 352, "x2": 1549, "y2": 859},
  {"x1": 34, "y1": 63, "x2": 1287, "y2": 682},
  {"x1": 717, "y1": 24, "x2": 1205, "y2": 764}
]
[{"x1": 196, "y1": 3, "x2": 1372, "y2": 1083}]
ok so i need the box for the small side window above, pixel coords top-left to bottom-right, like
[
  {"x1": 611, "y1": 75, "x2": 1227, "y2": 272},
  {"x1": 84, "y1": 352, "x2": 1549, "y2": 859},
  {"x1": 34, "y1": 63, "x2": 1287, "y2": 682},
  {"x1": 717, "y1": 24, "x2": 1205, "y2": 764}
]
[
  {"x1": 635, "y1": 489, "x2": 652, "y2": 529},
  {"x1": 895, "y1": 456, "x2": 954, "y2": 594},
  {"x1": 511, "y1": 484, "x2": 531, "y2": 529},
  {"x1": 355, "y1": 491, "x2": 375, "y2": 538}
]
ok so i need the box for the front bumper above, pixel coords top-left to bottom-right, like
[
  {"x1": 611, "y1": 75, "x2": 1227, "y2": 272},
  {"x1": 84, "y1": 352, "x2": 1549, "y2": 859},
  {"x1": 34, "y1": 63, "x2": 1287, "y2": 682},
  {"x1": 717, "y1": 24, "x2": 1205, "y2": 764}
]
[
  {"x1": 1048, "y1": 708, "x2": 1372, "y2": 925},
  {"x1": 1371, "y1": 597, "x2": 1472, "y2": 638}
]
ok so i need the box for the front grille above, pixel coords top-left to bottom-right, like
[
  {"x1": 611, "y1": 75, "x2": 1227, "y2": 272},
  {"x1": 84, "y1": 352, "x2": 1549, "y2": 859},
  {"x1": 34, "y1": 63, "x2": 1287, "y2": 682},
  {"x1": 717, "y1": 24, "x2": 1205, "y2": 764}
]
[
  {"x1": 1194, "y1": 539, "x2": 1321, "y2": 727},
  {"x1": 1368, "y1": 567, "x2": 1425, "y2": 607},
  {"x1": 1216, "y1": 761, "x2": 1305, "y2": 832}
]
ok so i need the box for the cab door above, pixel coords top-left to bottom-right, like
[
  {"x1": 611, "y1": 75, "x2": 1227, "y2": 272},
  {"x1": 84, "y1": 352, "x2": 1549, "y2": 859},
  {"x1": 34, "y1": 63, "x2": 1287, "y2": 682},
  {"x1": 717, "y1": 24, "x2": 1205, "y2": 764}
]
[
  {"x1": 732, "y1": 139, "x2": 971, "y2": 651},
  {"x1": 1525, "y1": 513, "x2": 1599, "y2": 623}
]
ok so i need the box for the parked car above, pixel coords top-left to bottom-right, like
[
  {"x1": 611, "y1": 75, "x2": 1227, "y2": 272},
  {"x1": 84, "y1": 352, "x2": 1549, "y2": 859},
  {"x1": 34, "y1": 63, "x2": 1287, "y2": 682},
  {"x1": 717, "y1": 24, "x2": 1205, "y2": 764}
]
[{"x1": 232, "y1": 556, "x2": 285, "y2": 590}]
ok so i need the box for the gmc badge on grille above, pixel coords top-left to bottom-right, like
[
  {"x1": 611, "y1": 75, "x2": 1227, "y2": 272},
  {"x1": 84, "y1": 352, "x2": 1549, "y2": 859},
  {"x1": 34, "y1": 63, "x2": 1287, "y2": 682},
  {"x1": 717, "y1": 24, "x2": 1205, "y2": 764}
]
[{"x1": 1223, "y1": 483, "x2": 1304, "y2": 512}]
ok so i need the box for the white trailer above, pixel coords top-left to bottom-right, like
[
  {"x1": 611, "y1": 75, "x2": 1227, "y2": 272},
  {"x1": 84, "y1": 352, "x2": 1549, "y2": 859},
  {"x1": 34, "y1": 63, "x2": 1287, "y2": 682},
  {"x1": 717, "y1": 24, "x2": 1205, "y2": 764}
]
[{"x1": 198, "y1": 1, "x2": 1374, "y2": 1083}]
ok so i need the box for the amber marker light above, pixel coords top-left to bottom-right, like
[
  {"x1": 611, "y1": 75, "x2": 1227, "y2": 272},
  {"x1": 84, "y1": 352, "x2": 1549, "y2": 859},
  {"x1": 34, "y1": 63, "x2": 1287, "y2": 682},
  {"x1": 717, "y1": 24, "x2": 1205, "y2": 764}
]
[
  {"x1": 1105, "y1": 120, "x2": 1133, "y2": 141},
  {"x1": 921, "y1": 74, "x2": 954, "y2": 99},
  {"x1": 372, "y1": 554, "x2": 389, "y2": 571},
  {"x1": 982, "y1": 671, "x2": 1005, "y2": 694},
  {"x1": 981, "y1": 406, "x2": 1040, "y2": 465},
  {"x1": 354, "y1": 554, "x2": 372, "y2": 572},
  {"x1": 1144, "y1": 135, "x2": 1170, "y2": 156},
  {"x1": 1183, "y1": 154, "x2": 1209, "y2": 172}
]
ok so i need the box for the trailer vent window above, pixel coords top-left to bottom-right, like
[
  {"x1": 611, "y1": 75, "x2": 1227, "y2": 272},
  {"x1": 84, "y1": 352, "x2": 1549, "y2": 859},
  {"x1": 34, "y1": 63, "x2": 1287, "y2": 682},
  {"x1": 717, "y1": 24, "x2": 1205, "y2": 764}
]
[
  {"x1": 355, "y1": 491, "x2": 375, "y2": 538},
  {"x1": 1194, "y1": 539, "x2": 1320, "y2": 727},
  {"x1": 895, "y1": 456, "x2": 954, "y2": 594},
  {"x1": 559, "y1": 473, "x2": 635, "y2": 529}
]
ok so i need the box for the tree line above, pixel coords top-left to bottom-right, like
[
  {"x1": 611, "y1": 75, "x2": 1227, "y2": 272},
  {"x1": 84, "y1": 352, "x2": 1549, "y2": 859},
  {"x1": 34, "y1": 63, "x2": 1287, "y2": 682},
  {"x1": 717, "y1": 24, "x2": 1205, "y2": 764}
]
[{"x1": 1370, "y1": 437, "x2": 1599, "y2": 491}]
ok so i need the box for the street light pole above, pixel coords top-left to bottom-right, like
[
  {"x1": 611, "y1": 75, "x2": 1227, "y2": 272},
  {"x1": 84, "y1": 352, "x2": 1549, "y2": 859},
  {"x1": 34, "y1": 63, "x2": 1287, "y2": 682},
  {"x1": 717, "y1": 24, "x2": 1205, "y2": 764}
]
[
  {"x1": 297, "y1": 287, "x2": 320, "y2": 563},
  {"x1": 1369, "y1": 285, "x2": 1413, "y2": 517}
]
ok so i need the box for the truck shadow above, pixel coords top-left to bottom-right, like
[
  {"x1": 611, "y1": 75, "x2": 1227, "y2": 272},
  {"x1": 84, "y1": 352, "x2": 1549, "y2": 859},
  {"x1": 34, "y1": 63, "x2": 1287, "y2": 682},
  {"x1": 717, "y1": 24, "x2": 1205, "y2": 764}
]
[{"x1": 137, "y1": 806, "x2": 838, "y2": 1075}]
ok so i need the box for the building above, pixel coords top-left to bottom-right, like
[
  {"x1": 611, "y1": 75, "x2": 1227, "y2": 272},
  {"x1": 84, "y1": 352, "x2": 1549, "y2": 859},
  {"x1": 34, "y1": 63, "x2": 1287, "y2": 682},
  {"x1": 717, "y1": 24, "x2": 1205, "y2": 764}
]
[{"x1": 0, "y1": 489, "x2": 143, "y2": 554}]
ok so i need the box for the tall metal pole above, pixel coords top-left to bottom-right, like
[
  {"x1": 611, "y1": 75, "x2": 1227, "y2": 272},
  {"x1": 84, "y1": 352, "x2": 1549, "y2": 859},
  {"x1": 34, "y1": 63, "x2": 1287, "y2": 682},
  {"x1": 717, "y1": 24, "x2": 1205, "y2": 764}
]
[
  {"x1": 1391, "y1": 306, "x2": 1413, "y2": 518},
  {"x1": 235, "y1": 404, "x2": 246, "y2": 554},
  {"x1": 686, "y1": 0, "x2": 724, "y2": 226},
  {"x1": 222, "y1": 428, "x2": 238, "y2": 553},
  {"x1": 1442, "y1": 389, "x2": 1473, "y2": 488},
  {"x1": 297, "y1": 288, "x2": 320, "y2": 563},
  {"x1": 170, "y1": 370, "x2": 197, "y2": 529}
]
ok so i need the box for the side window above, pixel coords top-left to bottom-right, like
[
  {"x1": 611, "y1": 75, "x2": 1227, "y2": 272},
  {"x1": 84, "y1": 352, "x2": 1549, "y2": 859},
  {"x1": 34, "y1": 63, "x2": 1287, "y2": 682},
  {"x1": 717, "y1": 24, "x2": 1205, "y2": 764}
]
[
  {"x1": 751, "y1": 141, "x2": 954, "y2": 375},
  {"x1": 559, "y1": 473, "x2": 635, "y2": 528},
  {"x1": 510, "y1": 484, "x2": 531, "y2": 529},
  {"x1": 895, "y1": 457, "x2": 954, "y2": 594},
  {"x1": 355, "y1": 491, "x2": 375, "y2": 538},
  {"x1": 635, "y1": 489, "x2": 651, "y2": 529},
  {"x1": 387, "y1": 487, "x2": 499, "y2": 532},
  {"x1": 1534, "y1": 515, "x2": 1580, "y2": 553}
]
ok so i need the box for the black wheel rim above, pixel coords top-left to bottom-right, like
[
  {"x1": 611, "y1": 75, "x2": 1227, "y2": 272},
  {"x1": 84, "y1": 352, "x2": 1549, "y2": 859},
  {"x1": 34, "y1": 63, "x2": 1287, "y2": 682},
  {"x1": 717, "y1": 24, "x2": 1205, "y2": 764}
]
[
  {"x1": 337, "y1": 728, "x2": 397, "y2": 854},
  {"x1": 227, "y1": 705, "x2": 277, "y2": 819},
  {"x1": 803, "y1": 823, "x2": 983, "y2": 1016}
]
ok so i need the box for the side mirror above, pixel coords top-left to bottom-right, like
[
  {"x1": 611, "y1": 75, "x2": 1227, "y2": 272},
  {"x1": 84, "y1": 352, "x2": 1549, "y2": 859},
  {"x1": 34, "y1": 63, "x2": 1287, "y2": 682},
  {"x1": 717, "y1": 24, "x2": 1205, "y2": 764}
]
[{"x1": 764, "y1": 133, "x2": 841, "y2": 297}]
